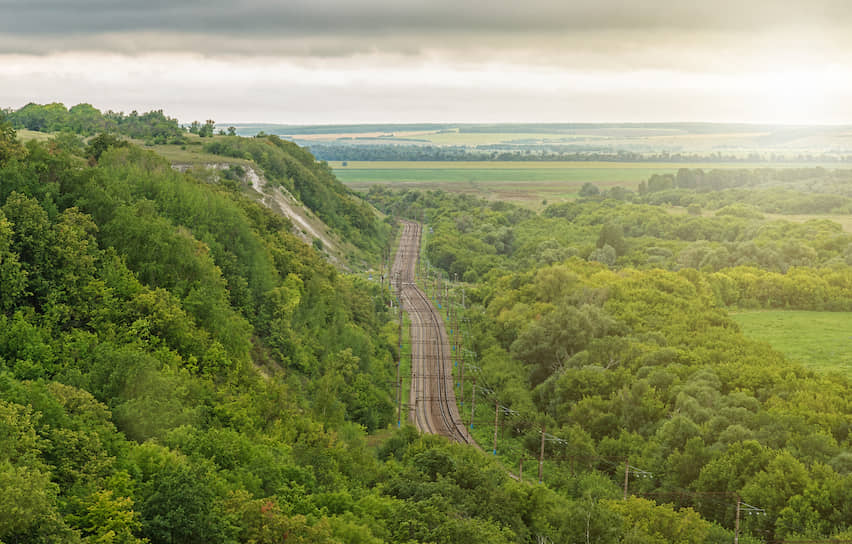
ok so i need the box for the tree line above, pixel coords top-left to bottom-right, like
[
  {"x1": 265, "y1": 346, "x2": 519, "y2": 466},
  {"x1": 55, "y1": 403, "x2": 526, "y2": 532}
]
[
  {"x1": 307, "y1": 142, "x2": 852, "y2": 163},
  {"x1": 368, "y1": 185, "x2": 852, "y2": 284},
  {"x1": 2, "y1": 102, "x2": 227, "y2": 144}
]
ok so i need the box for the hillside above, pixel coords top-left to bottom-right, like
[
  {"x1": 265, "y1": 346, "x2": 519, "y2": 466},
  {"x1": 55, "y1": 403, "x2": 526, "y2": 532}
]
[
  {"x1": 4, "y1": 103, "x2": 387, "y2": 266},
  {"x1": 3, "y1": 112, "x2": 684, "y2": 544},
  {"x1": 200, "y1": 135, "x2": 385, "y2": 255},
  {"x1": 173, "y1": 162, "x2": 353, "y2": 267}
]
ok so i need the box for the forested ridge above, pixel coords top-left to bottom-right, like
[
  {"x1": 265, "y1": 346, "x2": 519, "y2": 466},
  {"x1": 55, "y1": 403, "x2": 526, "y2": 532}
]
[
  {"x1": 368, "y1": 182, "x2": 852, "y2": 542},
  {"x1": 4, "y1": 102, "x2": 383, "y2": 255}
]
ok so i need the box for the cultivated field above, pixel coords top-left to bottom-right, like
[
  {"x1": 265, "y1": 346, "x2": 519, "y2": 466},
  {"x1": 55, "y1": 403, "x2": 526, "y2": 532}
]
[
  {"x1": 237, "y1": 122, "x2": 852, "y2": 155},
  {"x1": 330, "y1": 160, "x2": 835, "y2": 206},
  {"x1": 732, "y1": 311, "x2": 852, "y2": 378}
]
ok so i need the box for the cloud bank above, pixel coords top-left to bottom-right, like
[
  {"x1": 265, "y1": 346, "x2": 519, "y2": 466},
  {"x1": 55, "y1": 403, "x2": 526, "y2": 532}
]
[
  {"x1": 2, "y1": 1, "x2": 851, "y2": 123},
  {"x1": 2, "y1": 0, "x2": 850, "y2": 61}
]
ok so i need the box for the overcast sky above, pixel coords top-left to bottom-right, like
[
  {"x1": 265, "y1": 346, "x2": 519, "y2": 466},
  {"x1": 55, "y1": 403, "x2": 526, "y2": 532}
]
[{"x1": 2, "y1": 0, "x2": 852, "y2": 124}]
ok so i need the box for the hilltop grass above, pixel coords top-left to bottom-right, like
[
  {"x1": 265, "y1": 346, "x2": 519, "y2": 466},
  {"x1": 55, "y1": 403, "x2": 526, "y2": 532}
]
[
  {"x1": 148, "y1": 140, "x2": 252, "y2": 166},
  {"x1": 14, "y1": 129, "x2": 252, "y2": 167},
  {"x1": 15, "y1": 129, "x2": 54, "y2": 142},
  {"x1": 731, "y1": 310, "x2": 852, "y2": 378}
]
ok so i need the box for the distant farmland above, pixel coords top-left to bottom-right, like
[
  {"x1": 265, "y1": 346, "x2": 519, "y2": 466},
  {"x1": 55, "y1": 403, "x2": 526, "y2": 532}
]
[
  {"x1": 330, "y1": 160, "x2": 831, "y2": 206},
  {"x1": 231, "y1": 122, "x2": 852, "y2": 156}
]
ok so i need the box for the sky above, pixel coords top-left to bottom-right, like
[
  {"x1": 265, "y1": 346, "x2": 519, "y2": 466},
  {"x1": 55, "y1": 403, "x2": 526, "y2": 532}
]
[{"x1": 2, "y1": 0, "x2": 852, "y2": 124}]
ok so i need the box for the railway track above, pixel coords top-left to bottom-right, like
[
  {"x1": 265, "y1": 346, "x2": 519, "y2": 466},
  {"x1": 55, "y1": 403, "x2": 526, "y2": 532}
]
[{"x1": 391, "y1": 220, "x2": 474, "y2": 445}]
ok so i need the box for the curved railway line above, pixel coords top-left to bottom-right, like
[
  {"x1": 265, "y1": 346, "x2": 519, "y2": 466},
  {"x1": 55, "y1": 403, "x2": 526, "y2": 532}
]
[{"x1": 391, "y1": 220, "x2": 475, "y2": 445}]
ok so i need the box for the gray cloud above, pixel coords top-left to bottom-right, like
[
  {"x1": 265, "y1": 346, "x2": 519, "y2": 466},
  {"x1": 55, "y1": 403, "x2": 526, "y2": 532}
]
[{"x1": 2, "y1": 0, "x2": 851, "y2": 55}]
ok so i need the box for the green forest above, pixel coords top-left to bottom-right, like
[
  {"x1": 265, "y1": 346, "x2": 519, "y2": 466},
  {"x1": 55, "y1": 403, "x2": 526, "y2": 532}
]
[
  {"x1": 367, "y1": 177, "x2": 852, "y2": 542},
  {"x1": 2, "y1": 103, "x2": 852, "y2": 543},
  {"x1": 4, "y1": 103, "x2": 189, "y2": 144}
]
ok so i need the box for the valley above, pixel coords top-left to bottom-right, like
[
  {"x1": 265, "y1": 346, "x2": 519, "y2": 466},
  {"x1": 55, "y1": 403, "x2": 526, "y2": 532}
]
[{"x1": 2, "y1": 103, "x2": 852, "y2": 543}]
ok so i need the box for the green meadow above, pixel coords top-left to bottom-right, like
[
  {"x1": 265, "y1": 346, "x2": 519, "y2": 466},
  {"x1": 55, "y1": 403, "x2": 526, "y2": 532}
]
[{"x1": 732, "y1": 310, "x2": 852, "y2": 378}]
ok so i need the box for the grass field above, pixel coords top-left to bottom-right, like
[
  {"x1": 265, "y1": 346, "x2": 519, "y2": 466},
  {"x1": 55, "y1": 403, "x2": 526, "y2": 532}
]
[
  {"x1": 413, "y1": 131, "x2": 609, "y2": 146},
  {"x1": 731, "y1": 311, "x2": 852, "y2": 378},
  {"x1": 385, "y1": 128, "x2": 772, "y2": 148},
  {"x1": 149, "y1": 142, "x2": 252, "y2": 166},
  {"x1": 330, "y1": 160, "x2": 835, "y2": 206},
  {"x1": 332, "y1": 161, "x2": 684, "y2": 205},
  {"x1": 16, "y1": 129, "x2": 54, "y2": 142}
]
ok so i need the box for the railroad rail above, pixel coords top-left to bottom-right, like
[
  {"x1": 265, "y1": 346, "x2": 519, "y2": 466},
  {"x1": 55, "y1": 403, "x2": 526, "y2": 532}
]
[{"x1": 391, "y1": 220, "x2": 474, "y2": 445}]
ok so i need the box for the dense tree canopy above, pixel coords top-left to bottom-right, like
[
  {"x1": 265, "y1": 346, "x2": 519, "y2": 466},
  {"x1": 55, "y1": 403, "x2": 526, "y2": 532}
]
[
  {"x1": 369, "y1": 182, "x2": 852, "y2": 542},
  {"x1": 0, "y1": 131, "x2": 402, "y2": 542},
  {"x1": 2, "y1": 127, "x2": 726, "y2": 544}
]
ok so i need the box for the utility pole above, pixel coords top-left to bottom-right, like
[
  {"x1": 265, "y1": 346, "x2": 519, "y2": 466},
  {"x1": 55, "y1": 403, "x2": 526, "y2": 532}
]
[
  {"x1": 432, "y1": 271, "x2": 436, "y2": 302},
  {"x1": 453, "y1": 273, "x2": 458, "y2": 336},
  {"x1": 412, "y1": 372, "x2": 417, "y2": 423},
  {"x1": 396, "y1": 304, "x2": 403, "y2": 427},
  {"x1": 538, "y1": 424, "x2": 546, "y2": 483},
  {"x1": 623, "y1": 458, "x2": 630, "y2": 500},
  {"x1": 637, "y1": 491, "x2": 760, "y2": 543},
  {"x1": 734, "y1": 495, "x2": 741, "y2": 544},
  {"x1": 493, "y1": 399, "x2": 500, "y2": 455},
  {"x1": 433, "y1": 272, "x2": 437, "y2": 301},
  {"x1": 448, "y1": 274, "x2": 453, "y2": 326},
  {"x1": 470, "y1": 378, "x2": 476, "y2": 429},
  {"x1": 458, "y1": 350, "x2": 464, "y2": 407},
  {"x1": 396, "y1": 360, "x2": 401, "y2": 427},
  {"x1": 519, "y1": 457, "x2": 523, "y2": 483}
]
